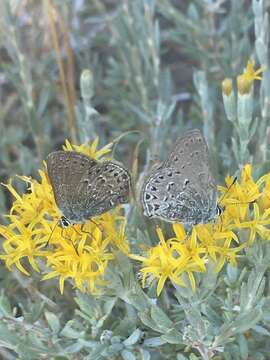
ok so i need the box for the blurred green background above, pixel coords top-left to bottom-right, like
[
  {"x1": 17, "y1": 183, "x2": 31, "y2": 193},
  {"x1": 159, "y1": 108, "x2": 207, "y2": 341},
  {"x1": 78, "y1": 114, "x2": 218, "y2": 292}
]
[{"x1": 0, "y1": 0, "x2": 261, "y2": 206}]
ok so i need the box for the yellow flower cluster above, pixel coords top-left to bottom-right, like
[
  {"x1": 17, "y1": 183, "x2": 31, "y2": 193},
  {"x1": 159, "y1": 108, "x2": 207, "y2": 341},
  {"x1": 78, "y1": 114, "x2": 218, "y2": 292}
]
[
  {"x1": 222, "y1": 60, "x2": 263, "y2": 96},
  {"x1": 132, "y1": 165, "x2": 270, "y2": 295},
  {"x1": 0, "y1": 139, "x2": 129, "y2": 294},
  {"x1": 238, "y1": 60, "x2": 263, "y2": 95},
  {"x1": 242, "y1": 59, "x2": 263, "y2": 82}
]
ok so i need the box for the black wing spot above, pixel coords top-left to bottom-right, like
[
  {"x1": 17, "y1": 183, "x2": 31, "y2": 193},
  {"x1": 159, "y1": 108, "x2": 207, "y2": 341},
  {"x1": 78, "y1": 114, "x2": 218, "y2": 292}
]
[
  {"x1": 150, "y1": 186, "x2": 157, "y2": 191},
  {"x1": 167, "y1": 182, "x2": 175, "y2": 191},
  {"x1": 154, "y1": 204, "x2": 160, "y2": 211},
  {"x1": 97, "y1": 176, "x2": 106, "y2": 184},
  {"x1": 158, "y1": 175, "x2": 164, "y2": 180},
  {"x1": 167, "y1": 171, "x2": 173, "y2": 177},
  {"x1": 145, "y1": 193, "x2": 151, "y2": 200},
  {"x1": 184, "y1": 179, "x2": 190, "y2": 186}
]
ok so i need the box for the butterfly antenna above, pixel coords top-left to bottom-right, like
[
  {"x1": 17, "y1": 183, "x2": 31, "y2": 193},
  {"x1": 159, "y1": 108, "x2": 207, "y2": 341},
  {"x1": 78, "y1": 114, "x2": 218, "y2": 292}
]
[
  {"x1": 45, "y1": 217, "x2": 61, "y2": 248},
  {"x1": 218, "y1": 176, "x2": 237, "y2": 205},
  {"x1": 111, "y1": 130, "x2": 144, "y2": 158}
]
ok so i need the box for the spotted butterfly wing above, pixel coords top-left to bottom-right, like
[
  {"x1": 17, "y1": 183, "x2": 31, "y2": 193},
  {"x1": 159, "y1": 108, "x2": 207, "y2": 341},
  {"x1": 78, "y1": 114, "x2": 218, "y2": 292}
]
[
  {"x1": 47, "y1": 151, "x2": 97, "y2": 223},
  {"x1": 75, "y1": 160, "x2": 131, "y2": 219},
  {"x1": 47, "y1": 151, "x2": 131, "y2": 223},
  {"x1": 141, "y1": 129, "x2": 218, "y2": 225}
]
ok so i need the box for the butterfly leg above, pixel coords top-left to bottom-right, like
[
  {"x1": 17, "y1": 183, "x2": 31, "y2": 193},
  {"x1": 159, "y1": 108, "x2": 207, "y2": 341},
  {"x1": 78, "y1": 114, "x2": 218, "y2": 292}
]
[
  {"x1": 79, "y1": 220, "x2": 104, "y2": 241},
  {"x1": 79, "y1": 222, "x2": 95, "y2": 241},
  {"x1": 60, "y1": 227, "x2": 79, "y2": 255},
  {"x1": 88, "y1": 218, "x2": 104, "y2": 232}
]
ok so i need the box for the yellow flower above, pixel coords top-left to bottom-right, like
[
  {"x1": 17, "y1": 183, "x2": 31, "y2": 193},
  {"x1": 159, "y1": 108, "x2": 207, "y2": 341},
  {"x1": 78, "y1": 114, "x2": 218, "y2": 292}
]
[
  {"x1": 43, "y1": 226, "x2": 114, "y2": 294},
  {"x1": 218, "y1": 165, "x2": 260, "y2": 223},
  {"x1": 242, "y1": 59, "x2": 263, "y2": 82},
  {"x1": 63, "y1": 137, "x2": 112, "y2": 159},
  {"x1": 0, "y1": 138, "x2": 129, "y2": 294},
  {"x1": 195, "y1": 224, "x2": 243, "y2": 272},
  {"x1": 236, "y1": 204, "x2": 270, "y2": 244},
  {"x1": 131, "y1": 226, "x2": 207, "y2": 296},
  {"x1": 258, "y1": 173, "x2": 270, "y2": 210},
  {"x1": 0, "y1": 219, "x2": 46, "y2": 275},
  {"x1": 222, "y1": 78, "x2": 233, "y2": 96}
]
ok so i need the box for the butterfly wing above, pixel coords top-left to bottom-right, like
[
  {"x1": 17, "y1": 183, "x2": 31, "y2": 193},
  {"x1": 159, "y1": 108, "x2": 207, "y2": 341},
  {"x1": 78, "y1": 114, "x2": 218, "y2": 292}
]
[
  {"x1": 46, "y1": 151, "x2": 97, "y2": 222},
  {"x1": 75, "y1": 161, "x2": 131, "y2": 219},
  {"x1": 164, "y1": 129, "x2": 211, "y2": 180},
  {"x1": 141, "y1": 129, "x2": 217, "y2": 224},
  {"x1": 165, "y1": 128, "x2": 217, "y2": 205}
]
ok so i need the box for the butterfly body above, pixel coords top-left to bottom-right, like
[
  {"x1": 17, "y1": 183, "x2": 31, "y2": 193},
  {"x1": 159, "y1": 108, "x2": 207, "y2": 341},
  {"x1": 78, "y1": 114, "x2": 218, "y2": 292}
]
[
  {"x1": 141, "y1": 129, "x2": 219, "y2": 225},
  {"x1": 47, "y1": 151, "x2": 131, "y2": 224}
]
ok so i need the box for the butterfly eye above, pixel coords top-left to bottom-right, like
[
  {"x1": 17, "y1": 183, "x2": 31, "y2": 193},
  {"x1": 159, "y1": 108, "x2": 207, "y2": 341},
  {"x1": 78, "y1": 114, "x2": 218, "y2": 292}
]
[
  {"x1": 216, "y1": 205, "x2": 224, "y2": 216},
  {"x1": 60, "y1": 216, "x2": 70, "y2": 228}
]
